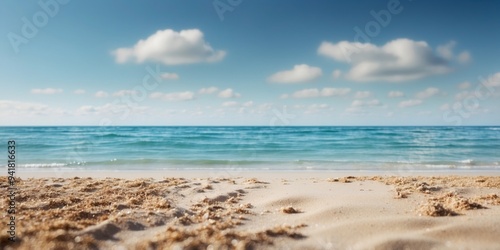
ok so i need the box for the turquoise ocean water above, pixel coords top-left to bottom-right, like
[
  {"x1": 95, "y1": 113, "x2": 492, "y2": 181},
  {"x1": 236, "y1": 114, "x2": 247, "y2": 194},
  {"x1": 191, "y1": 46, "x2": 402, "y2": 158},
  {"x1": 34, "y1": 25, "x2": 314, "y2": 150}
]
[{"x1": 1, "y1": 126, "x2": 499, "y2": 171}]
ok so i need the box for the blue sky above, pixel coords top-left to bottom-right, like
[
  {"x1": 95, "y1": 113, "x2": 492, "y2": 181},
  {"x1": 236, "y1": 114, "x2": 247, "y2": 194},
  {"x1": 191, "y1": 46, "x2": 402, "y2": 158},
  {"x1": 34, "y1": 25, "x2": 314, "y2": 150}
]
[{"x1": 1, "y1": 0, "x2": 499, "y2": 125}]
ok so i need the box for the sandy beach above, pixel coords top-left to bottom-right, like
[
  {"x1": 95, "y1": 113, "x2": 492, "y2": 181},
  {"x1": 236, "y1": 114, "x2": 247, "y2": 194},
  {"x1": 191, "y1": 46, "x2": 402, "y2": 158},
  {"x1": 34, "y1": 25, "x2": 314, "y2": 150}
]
[{"x1": 1, "y1": 171, "x2": 499, "y2": 249}]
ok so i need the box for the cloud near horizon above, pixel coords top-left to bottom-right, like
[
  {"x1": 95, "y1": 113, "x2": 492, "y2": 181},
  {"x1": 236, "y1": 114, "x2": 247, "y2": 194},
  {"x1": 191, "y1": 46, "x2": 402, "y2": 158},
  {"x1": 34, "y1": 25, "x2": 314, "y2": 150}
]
[
  {"x1": 150, "y1": 91, "x2": 195, "y2": 101},
  {"x1": 290, "y1": 88, "x2": 351, "y2": 99},
  {"x1": 218, "y1": 88, "x2": 241, "y2": 98},
  {"x1": 268, "y1": 64, "x2": 322, "y2": 83},
  {"x1": 161, "y1": 72, "x2": 180, "y2": 80},
  {"x1": 317, "y1": 38, "x2": 467, "y2": 82},
  {"x1": 112, "y1": 29, "x2": 226, "y2": 65},
  {"x1": 31, "y1": 88, "x2": 63, "y2": 94}
]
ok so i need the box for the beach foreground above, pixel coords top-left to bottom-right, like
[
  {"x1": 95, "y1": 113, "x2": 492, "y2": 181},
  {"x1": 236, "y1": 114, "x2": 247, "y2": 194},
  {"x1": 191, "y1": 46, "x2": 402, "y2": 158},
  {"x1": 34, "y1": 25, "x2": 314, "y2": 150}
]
[{"x1": 2, "y1": 172, "x2": 500, "y2": 249}]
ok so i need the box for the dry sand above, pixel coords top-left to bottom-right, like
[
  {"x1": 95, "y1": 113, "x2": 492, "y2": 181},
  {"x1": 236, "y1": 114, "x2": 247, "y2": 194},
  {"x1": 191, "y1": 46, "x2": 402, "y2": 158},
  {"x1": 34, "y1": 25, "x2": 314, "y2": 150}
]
[{"x1": 1, "y1": 171, "x2": 500, "y2": 249}]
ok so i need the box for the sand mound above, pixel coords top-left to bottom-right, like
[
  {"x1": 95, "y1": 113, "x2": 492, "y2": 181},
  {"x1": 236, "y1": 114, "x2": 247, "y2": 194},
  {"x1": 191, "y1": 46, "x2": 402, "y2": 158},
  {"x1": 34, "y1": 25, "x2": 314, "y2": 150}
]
[{"x1": 419, "y1": 192, "x2": 486, "y2": 216}]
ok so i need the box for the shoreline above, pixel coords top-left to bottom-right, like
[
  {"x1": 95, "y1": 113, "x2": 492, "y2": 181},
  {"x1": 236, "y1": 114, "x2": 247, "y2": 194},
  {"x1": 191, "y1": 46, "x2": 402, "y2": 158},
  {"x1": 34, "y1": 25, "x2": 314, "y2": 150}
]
[{"x1": 15, "y1": 168, "x2": 500, "y2": 179}]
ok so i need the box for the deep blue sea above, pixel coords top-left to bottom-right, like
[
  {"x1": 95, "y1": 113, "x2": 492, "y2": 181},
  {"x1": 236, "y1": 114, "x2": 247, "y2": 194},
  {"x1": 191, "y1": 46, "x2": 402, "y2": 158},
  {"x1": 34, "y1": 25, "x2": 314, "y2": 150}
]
[{"x1": 1, "y1": 126, "x2": 500, "y2": 171}]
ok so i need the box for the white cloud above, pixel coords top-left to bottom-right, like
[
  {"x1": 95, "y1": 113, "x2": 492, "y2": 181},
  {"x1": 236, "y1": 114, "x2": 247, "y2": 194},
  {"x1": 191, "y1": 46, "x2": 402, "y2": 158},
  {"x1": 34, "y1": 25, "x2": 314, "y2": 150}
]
[
  {"x1": 351, "y1": 100, "x2": 364, "y2": 108},
  {"x1": 0, "y1": 100, "x2": 69, "y2": 119},
  {"x1": 317, "y1": 38, "x2": 454, "y2": 82},
  {"x1": 280, "y1": 94, "x2": 289, "y2": 99},
  {"x1": 436, "y1": 41, "x2": 456, "y2": 60},
  {"x1": 351, "y1": 99, "x2": 382, "y2": 107},
  {"x1": 399, "y1": 99, "x2": 422, "y2": 108},
  {"x1": 112, "y1": 29, "x2": 226, "y2": 65},
  {"x1": 332, "y1": 69, "x2": 342, "y2": 79},
  {"x1": 243, "y1": 101, "x2": 253, "y2": 107},
  {"x1": 161, "y1": 72, "x2": 179, "y2": 80},
  {"x1": 458, "y1": 51, "x2": 471, "y2": 63},
  {"x1": 291, "y1": 88, "x2": 351, "y2": 98},
  {"x1": 77, "y1": 103, "x2": 148, "y2": 116},
  {"x1": 320, "y1": 88, "x2": 351, "y2": 97},
  {"x1": 0, "y1": 100, "x2": 49, "y2": 114},
  {"x1": 309, "y1": 104, "x2": 329, "y2": 109},
  {"x1": 416, "y1": 87, "x2": 440, "y2": 99},
  {"x1": 455, "y1": 91, "x2": 472, "y2": 101},
  {"x1": 218, "y1": 88, "x2": 241, "y2": 98},
  {"x1": 31, "y1": 88, "x2": 63, "y2": 95},
  {"x1": 304, "y1": 104, "x2": 331, "y2": 114},
  {"x1": 150, "y1": 91, "x2": 195, "y2": 101},
  {"x1": 354, "y1": 91, "x2": 372, "y2": 99},
  {"x1": 268, "y1": 64, "x2": 322, "y2": 83},
  {"x1": 388, "y1": 91, "x2": 405, "y2": 98},
  {"x1": 95, "y1": 91, "x2": 109, "y2": 98},
  {"x1": 458, "y1": 81, "x2": 471, "y2": 90},
  {"x1": 113, "y1": 90, "x2": 137, "y2": 97},
  {"x1": 74, "y1": 89, "x2": 86, "y2": 95},
  {"x1": 436, "y1": 41, "x2": 471, "y2": 64},
  {"x1": 482, "y1": 72, "x2": 500, "y2": 87},
  {"x1": 222, "y1": 101, "x2": 239, "y2": 107},
  {"x1": 198, "y1": 87, "x2": 219, "y2": 94},
  {"x1": 292, "y1": 89, "x2": 319, "y2": 98}
]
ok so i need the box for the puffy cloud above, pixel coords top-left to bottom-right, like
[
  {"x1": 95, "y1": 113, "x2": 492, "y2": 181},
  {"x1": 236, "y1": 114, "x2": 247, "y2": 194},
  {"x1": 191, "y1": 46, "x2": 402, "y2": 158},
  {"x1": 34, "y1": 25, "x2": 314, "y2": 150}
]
[
  {"x1": 351, "y1": 99, "x2": 382, "y2": 107},
  {"x1": 332, "y1": 69, "x2": 342, "y2": 79},
  {"x1": 308, "y1": 104, "x2": 329, "y2": 109},
  {"x1": 112, "y1": 29, "x2": 226, "y2": 65},
  {"x1": 416, "y1": 87, "x2": 440, "y2": 99},
  {"x1": 292, "y1": 89, "x2": 320, "y2": 98},
  {"x1": 95, "y1": 91, "x2": 109, "y2": 98},
  {"x1": 455, "y1": 91, "x2": 472, "y2": 101},
  {"x1": 346, "y1": 99, "x2": 382, "y2": 113},
  {"x1": 320, "y1": 88, "x2": 351, "y2": 97},
  {"x1": 0, "y1": 100, "x2": 49, "y2": 113},
  {"x1": 77, "y1": 103, "x2": 148, "y2": 116},
  {"x1": 482, "y1": 72, "x2": 500, "y2": 87},
  {"x1": 268, "y1": 64, "x2": 322, "y2": 83},
  {"x1": 458, "y1": 51, "x2": 471, "y2": 64},
  {"x1": 31, "y1": 88, "x2": 63, "y2": 94},
  {"x1": 222, "y1": 101, "x2": 239, "y2": 107},
  {"x1": 304, "y1": 104, "x2": 331, "y2": 114},
  {"x1": 198, "y1": 87, "x2": 219, "y2": 94},
  {"x1": 317, "y1": 38, "x2": 455, "y2": 82},
  {"x1": 351, "y1": 100, "x2": 364, "y2": 108},
  {"x1": 74, "y1": 89, "x2": 86, "y2": 95},
  {"x1": 354, "y1": 91, "x2": 372, "y2": 99},
  {"x1": 399, "y1": 99, "x2": 422, "y2": 108},
  {"x1": 243, "y1": 101, "x2": 253, "y2": 107},
  {"x1": 218, "y1": 88, "x2": 241, "y2": 98},
  {"x1": 0, "y1": 100, "x2": 63, "y2": 116},
  {"x1": 458, "y1": 81, "x2": 471, "y2": 90},
  {"x1": 436, "y1": 41, "x2": 471, "y2": 64},
  {"x1": 150, "y1": 91, "x2": 195, "y2": 101},
  {"x1": 291, "y1": 88, "x2": 351, "y2": 98},
  {"x1": 436, "y1": 41, "x2": 456, "y2": 60},
  {"x1": 280, "y1": 94, "x2": 289, "y2": 99},
  {"x1": 388, "y1": 91, "x2": 405, "y2": 98},
  {"x1": 161, "y1": 72, "x2": 179, "y2": 80}
]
